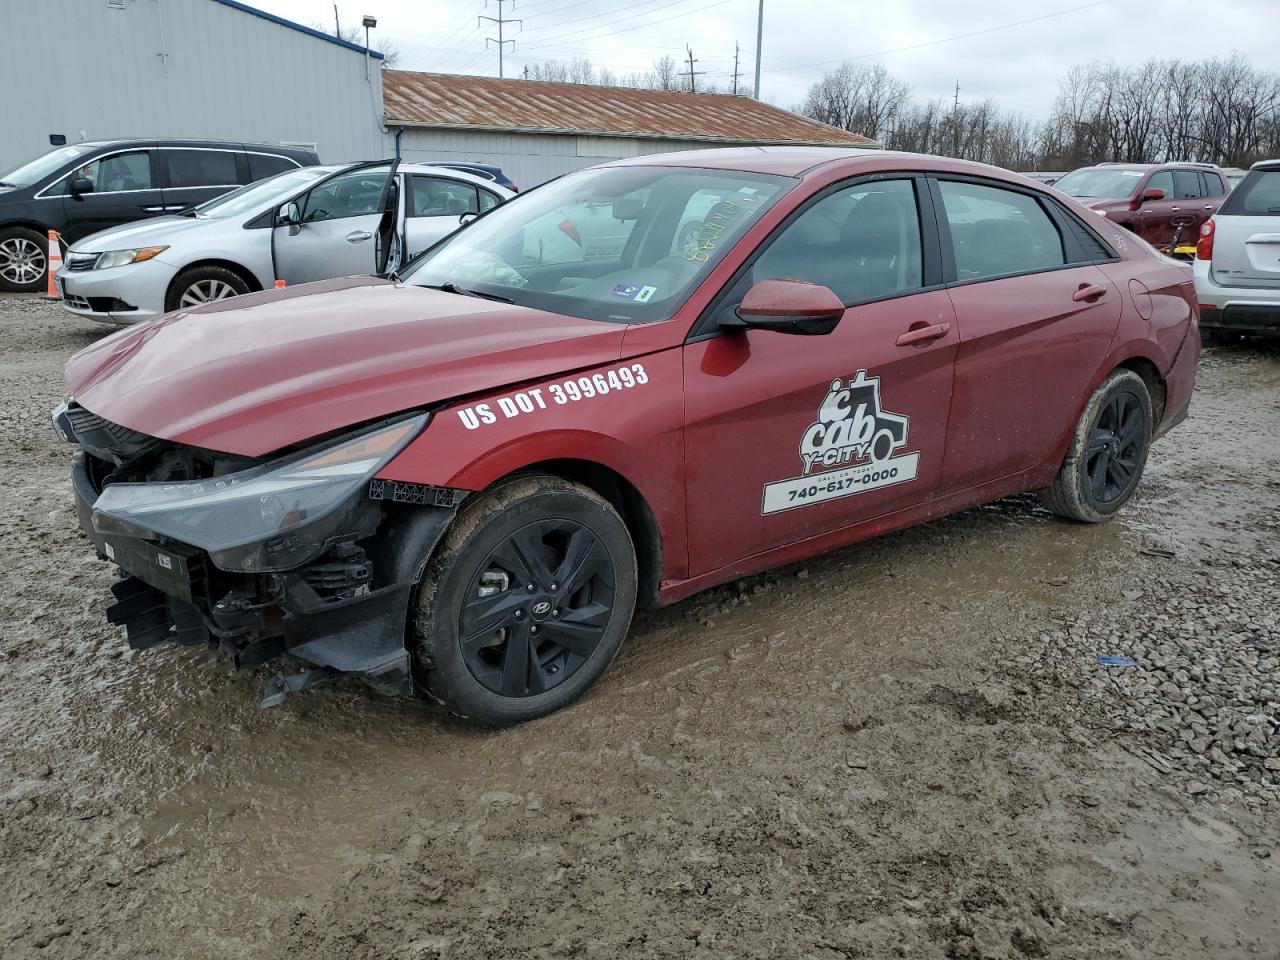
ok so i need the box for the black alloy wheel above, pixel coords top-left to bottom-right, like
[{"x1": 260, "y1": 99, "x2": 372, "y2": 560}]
[
  {"x1": 1082, "y1": 389, "x2": 1145, "y2": 505},
  {"x1": 460, "y1": 519, "x2": 615, "y2": 697}
]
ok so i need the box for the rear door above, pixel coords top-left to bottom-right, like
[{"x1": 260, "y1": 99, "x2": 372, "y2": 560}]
[
  {"x1": 931, "y1": 176, "x2": 1122, "y2": 494},
  {"x1": 272, "y1": 161, "x2": 398, "y2": 285},
  {"x1": 402, "y1": 174, "x2": 499, "y2": 259},
  {"x1": 56, "y1": 145, "x2": 164, "y2": 242},
  {"x1": 1209, "y1": 166, "x2": 1280, "y2": 288},
  {"x1": 682, "y1": 175, "x2": 958, "y2": 576}
]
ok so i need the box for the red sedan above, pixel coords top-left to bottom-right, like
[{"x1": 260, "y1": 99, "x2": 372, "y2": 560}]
[{"x1": 57, "y1": 147, "x2": 1199, "y2": 725}]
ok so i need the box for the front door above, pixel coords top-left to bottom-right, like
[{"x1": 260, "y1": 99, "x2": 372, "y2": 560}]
[
  {"x1": 1137, "y1": 170, "x2": 1179, "y2": 249},
  {"x1": 682, "y1": 176, "x2": 958, "y2": 577},
  {"x1": 272, "y1": 161, "x2": 398, "y2": 285},
  {"x1": 929, "y1": 176, "x2": 1123, "y2": 493},
  {"x1": 57, "y1": 147, "x2": 164, "y2": 243}
]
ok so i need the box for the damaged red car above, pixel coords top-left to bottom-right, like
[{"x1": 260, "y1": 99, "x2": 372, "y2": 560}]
[{"x1": 56, "y1": 147, "x2": 1199, "y2": 725}]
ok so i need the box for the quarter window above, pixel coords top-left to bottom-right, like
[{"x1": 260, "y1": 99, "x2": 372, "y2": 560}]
[
  {"x1": 248, "y1": 153, "x2": 298, "y2": 182},
  {"x1": 937, "y1": 180, "x2": 1065, "y2": 281},
  {"x1": 751, "y1": 178, "x2": 924, "y2": 303}
]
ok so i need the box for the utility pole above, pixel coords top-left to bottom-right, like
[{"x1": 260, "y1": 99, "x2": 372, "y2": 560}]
[
  {"x1": 731, "y1": 41, "x2": 741, "y2": 96},
  {"x1": 684, "y1": 45, "x2": 704, "y2": 94},
  {"x1": 480, "y1": 0, "x2": 521, "y2": 80},
  {"x1": 333, "y1": 3, "x2": 340, "y2": 36},
  {"x1": 753, "y1": 0, "x2": 763, "y2": 99},
  {"x1": 952, "y1": 80, "x2": 960, "y2": 157}
]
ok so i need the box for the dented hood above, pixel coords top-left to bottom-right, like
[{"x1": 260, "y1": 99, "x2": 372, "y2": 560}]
[{"x1": 65, "y1": 277, "x2": 627, "y2": 457}]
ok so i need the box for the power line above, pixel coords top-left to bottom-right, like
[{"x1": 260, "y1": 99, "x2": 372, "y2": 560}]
[
  {"x1": 762, "y1": 0, "x2": 1116, "y2": 76},
  {"x1": 480, "y1": 0, "x2": 522, "y2": 78},
  {"x1": 517, "y1": 0, "x2": 735, "y2": 51}
]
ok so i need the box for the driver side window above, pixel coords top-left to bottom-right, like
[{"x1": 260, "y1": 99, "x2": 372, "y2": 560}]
[
  {"x1": 751, "y1": 178, "x2": 924, "y2": 304},
  {"x1": 302, "y1": 166, "x2": 390, "y2": 222},
  {"x1": 1146, "y1": 171, "x2": 1174, "y2": 199}
]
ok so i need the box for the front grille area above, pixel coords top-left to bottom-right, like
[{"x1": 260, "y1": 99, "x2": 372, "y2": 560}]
[
  {"x1": 64, "y1": 252, "x2": 99, "y2": 272},
  {"x1": 63, "y1": 293, "x2": 94, "y2": 311}
]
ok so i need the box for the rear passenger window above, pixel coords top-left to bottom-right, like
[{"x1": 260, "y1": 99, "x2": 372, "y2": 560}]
[
  {"x1": 248, "y1": 153, "x2": 298, "y2": 182},
  {"x1": 1173, "y1": 171, "x2": 1202, "y2": 199},
  {"x1": 937, "y1": 180, "x2": 1065, "y2": 282},
  {"x1": 752, "y1": 178, "x2": 923, "y2": 304},
  {"x1": 165, "y1": 149, "x2": 239, "y2": 188},
  {"x1": 410, "y1": 176, "x2": 480, "y2": 217}
]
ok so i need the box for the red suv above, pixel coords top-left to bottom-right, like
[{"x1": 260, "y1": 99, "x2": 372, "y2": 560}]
[
  {"x1": 57, "y1": 148, "x2": 1199, "y2": 726},
  {"x1": 1053, "y1": 162, "x2": 1230, "y2": 255}
]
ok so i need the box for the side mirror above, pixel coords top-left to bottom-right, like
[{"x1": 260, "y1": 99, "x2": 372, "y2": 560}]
[
  {"x1": 1140, "y1": 187, "x2": 1165, "y2": 203},
  {"x1": 727, "y1": 278, "x2": 845, "y2": 336},
  {"x1": 70, "y1": 177, "x2": 94, "y2": 197},
  {"x1": 276, "y1": 201, "x2": 301, "y2": 226}
]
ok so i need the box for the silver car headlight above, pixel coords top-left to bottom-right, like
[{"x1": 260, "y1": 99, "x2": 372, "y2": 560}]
[
  {"x1": 92, "y1": 246, "x2": 169, "y2": 269},
  {"x1": 91, "y1": 414, "x2": 427, "y2": 571}
]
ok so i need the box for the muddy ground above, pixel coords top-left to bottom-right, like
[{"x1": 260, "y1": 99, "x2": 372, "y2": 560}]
[{"x1": 1, "y1": 297, "x2": 1277, "y2": 960}]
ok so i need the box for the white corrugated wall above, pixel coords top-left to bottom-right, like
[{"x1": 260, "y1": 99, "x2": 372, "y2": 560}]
[{"x1": 0, "y1": 0, "x2": 387, "y2": 171}]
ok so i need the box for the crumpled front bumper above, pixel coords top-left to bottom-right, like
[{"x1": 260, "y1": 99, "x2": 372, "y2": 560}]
[{"x1": 70, "y1": 452, "x2": 455, "y2": 703}]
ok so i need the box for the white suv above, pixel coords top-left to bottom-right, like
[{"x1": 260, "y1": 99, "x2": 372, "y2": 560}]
[{"x1": 1194, "y1": 159, "x2": 1280, "y2": 338}]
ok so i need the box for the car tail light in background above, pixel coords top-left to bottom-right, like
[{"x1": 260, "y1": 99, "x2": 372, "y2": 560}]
[{"x1": 1196, "y1": 219, "x2": 1215, "y2": 261}]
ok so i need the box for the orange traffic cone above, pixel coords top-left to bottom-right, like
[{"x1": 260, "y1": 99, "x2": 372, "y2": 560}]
[{"x1": 43, "y1": 229, "x2": 63, "y2": 301}]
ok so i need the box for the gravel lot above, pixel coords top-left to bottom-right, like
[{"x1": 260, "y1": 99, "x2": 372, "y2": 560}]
[{"x1": 2, "y1": 296, "x2": 1278, "y2": 959}]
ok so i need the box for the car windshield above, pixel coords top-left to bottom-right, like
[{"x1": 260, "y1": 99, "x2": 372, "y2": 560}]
[
  {"x1": 191, "y1": 166, "x2": 333, "y2": 219},
  {"x1": 1053, "y1": 168, "x2": 1146, "y2": 199},
  {"x1": 399, "y1": 165, "x2": 791, "y2": 323},
  {"x1": 0, "y1": 144, "x2": 98, "y2": 188}
]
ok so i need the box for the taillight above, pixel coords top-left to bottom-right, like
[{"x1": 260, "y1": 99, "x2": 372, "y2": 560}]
[{"x1": 1196, "y1": 219, "x2": 1215, "y2": 261}]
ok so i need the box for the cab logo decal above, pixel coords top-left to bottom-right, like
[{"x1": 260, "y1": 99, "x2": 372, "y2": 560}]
[
  {"x1": 456, "y1": 363, "x2": 650, "y2": 430},
  {"x1": 761, "y1": 371, "x2": 918, "y2": 515}
]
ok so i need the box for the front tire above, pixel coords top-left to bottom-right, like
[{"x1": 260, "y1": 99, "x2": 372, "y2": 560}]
[
  {"x1": 412, "y1": 474, "x2": 637, "y2": 726},
  {"x1": 1040, "y1": 368, "x2": 1152, "y2": 523},
  {"x1": 164, "y1": 265, "x2": 250, "y2": 312},
  {"x1": 0, "y1": 226, "x2": 49, "y2": 293}
]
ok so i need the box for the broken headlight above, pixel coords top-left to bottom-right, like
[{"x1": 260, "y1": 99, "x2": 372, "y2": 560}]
[{"x1": 91, "y1": 414, "x2": 427, "y2": 572}]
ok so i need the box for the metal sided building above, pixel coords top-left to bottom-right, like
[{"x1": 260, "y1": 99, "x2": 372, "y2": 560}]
[
  {"x1": 0, "y1": 0, "x2": 387, "y2": 173},
  {"x1": 382, "y1": 72, "x2": 880, "y2": 189}
]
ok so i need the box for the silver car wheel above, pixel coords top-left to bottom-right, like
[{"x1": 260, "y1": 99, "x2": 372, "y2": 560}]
[
  {"x1": 179, "y1": 279, "x2": 238, "y2": 307},
  {"x1": 0, "y1": 237, "x2": 47, "y2": 285}
]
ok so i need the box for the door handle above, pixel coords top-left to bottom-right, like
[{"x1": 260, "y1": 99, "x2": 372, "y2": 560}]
[
  {"x1": 1170, "y1": 205, "x2": 1180, "y2": 212},
  {"x1": 1072, "y1": 283, "x2": 1107, "y2": 303},
  {"x1": 345, "y1": 231, "x2": 373, "y2": 243},
  {"x1": 1203, "y1": 204, "x2": 1214, "y2": 210},
  {"x1": 141, "y1": 205, "x2": 185, "y2": 213},
  {"x1": 895, "y1": 321, "x2": 951, "y2": 346}
]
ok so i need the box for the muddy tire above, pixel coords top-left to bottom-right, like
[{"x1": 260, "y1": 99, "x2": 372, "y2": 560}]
[
  {"x1": 0, "y1": 226, "x2": 50, "y2": 293},
  {"x1": 164, "y1": 265, "x2": 250, "y2": 312},
  {"x1": 1040, "y1": 368, "x2": 1152, "y2": 523},
  {"x1": 411, "y1": 474, "x2": 637, "y2": 726}
]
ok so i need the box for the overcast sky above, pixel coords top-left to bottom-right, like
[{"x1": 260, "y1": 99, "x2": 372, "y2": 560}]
[{"x1": 251, "y1": 0, "x2": 1278, "y2": 117}]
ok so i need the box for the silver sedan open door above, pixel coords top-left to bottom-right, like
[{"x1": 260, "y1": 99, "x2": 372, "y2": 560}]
[{"x1": 272, "y1": 160, "x2": 399, "y2": 285}]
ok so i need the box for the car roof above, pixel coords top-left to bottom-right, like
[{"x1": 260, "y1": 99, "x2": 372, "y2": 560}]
[
  {"x1": 75, "y1": 138, "x2": 315, "y2": 153},
  {"x1": 397, "y1": 162, "x2": 513, "y2": 192},
  {"x1": 1251, "y1": 158, "x2": 1280, "y2": 170}
]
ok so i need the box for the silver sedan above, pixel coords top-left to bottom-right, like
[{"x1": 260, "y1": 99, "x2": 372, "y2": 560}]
[{"x1": 57, "y1": 161, "x2": 513, "y2": 325}]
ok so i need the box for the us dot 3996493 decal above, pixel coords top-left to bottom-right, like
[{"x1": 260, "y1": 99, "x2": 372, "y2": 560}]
[
  {"x1": 761, "y1": 371, "x2": 918, "y2": 515},
  {"x1": 455, "y1": 363, "x2": 650, "y2": 431}
]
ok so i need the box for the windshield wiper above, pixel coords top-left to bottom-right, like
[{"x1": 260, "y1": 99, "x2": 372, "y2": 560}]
[
  {"x1": 0, "y1": 181, "x2": 15, "y2": 188},
  {"x1": 423, "y1": 281, "x2": 513, "y2": 304}
]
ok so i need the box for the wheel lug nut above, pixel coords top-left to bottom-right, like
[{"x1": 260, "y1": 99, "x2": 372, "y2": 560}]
[
  {"x1": 530, "y1": 625, "x2": 539, "y2": 635},
  {"x1": 548, "y1": 664, "x2": 558, "y2": 674},
  {"x1": 551, "y1": 608, "x2": 560, "y2": 618},
  {"x1": 526, "y1": 582, "x2": 536, "y2": 593},
  {"x1": 514, "y1": 609, "x2": 525, "y2": 620},
  {"x1": 549, "y1": 582, "x2": 559, "y2": 592}
]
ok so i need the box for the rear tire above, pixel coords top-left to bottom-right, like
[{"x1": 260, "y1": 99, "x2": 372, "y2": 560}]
[
  {"x1": 0, "y1": 226, "x2": 50, "y2": 293},
  {"x1": 1040, "y1": 369, "x2": 1152, "y2": 523},
  {"x1": 412, "y1": 474, "x2": 637, "y2": 726},
  {"x1": 164, "y1": 265, "x2": 250, "y2": 312}
]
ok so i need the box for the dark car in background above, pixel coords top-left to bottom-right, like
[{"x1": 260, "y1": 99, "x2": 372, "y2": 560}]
[
  {"x1": 0, "y1": 139, "x2": 319, "y2": 292},
  {"x1": 426, "y1": 161, "x2": 517, "y2": 192},
  {"x1": 1053, "y1": 161, "x2": 1230, "y2": 256}
]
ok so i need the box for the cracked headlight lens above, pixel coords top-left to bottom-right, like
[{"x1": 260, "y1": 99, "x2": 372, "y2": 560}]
[{"x1": 92, "y1": 414, "x2": 427, "y2": 571}]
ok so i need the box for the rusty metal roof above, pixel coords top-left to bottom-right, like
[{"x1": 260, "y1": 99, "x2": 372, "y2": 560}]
[{"x1": 382, "y1": 71, "x2": 877, "y2": 147}]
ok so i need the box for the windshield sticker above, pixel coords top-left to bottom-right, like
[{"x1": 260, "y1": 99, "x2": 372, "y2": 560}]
[
  {"x1": 1120, "y1": 171, "x2": 1142, "y2": 177},
  {"x1": 683, "y1": 195, "x2": 760, "y2": 263},
  {"x1": 456, "y1": 363, "x2": 650, "y2": 431},
  {"x1": 611, "y1": 282, "x2": 657, "y2": 302},
  {"x1": 761, "y1": 371, "x2": 918, "y2": 515}
]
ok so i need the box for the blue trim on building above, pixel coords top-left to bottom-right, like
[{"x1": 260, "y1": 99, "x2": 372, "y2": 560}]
[{"x1": 209, "y1": 0, "x2": 385, "y2": 59}]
